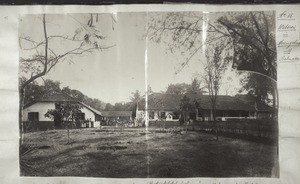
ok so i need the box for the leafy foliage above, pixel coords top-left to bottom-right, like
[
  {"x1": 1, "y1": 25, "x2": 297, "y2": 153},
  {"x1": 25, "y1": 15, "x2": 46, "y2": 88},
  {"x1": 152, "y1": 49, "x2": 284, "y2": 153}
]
[
  {"x1": 130, "y1": 90, "x2": 142, "y2": 105},
  {"x1": 44, "y1": 102, "x2": 83, "y2": 127},
  {"x1": 203, "y1": 43, "x2": 229, "y2": 121},
  {"x1": 149, "y1": 11, "x2": 277, "y2": 108},
  {"x1": 241, "y1": 73, "x2": 277, "y2": 106},
  {"x1": 218, "y1": 11, "x2": 277, "y2": 108},
  {"x1": 180, "y1": 95, "x2": 196, "y2": 112},
  {"x1": 165, "y1": 83, "x2": 190, "y2": 95},
  {"x1": 218, "y1": 11, "x2": 276, "y2": 79},
  {"x1": 148, "y1": 12, "x2": 203, "y2": 55},
  {"x1": 21, "y1": 79, "x2": 105, "y2": 112},
  {"x1": 165, "y1": 78, "x2": 205, "y2": 95},
  {"x1": 20, "y1": 78, "x2": 61, "y2": 106}
]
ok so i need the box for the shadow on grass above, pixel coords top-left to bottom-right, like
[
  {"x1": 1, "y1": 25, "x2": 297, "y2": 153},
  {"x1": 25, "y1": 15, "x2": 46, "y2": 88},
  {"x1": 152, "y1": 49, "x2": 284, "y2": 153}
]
[{"x1": 20, "y1": 130, "x2": 279, "y2": 178}]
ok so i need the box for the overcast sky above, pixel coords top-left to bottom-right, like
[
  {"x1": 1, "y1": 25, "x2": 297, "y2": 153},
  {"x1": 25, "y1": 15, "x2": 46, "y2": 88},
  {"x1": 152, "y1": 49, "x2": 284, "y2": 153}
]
[{"x1": 19, "y1": 12, "x2": 243, "y2": 104}]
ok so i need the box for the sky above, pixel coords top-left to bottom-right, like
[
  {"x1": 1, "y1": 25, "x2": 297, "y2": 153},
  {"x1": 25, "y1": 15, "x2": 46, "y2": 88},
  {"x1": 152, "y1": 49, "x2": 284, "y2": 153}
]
[{"x1": 19, "y1": 12, "x2": 244, "y2": 104}]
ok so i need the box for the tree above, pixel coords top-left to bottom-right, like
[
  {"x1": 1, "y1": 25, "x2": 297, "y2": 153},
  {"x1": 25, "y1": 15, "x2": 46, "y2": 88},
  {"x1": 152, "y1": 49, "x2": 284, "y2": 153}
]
[
  {"x1": 218, "y1": 12, "x2": 277, "y2": 109},
  {"x1": 148, "y1": 12, "x2": 231, "y2": 74},
  {"x1": 165, "y1": 83, "x2": 190, "y2": 95},
  {"x1": 45, "y1": 102, "x2": 82, "y2": 144},
  {"x1": 89, "y1": 98, "x2": 106, "y2": 111},
  {"x1": 148, "y1": 11, "x2": 277, "y2": 109},
  {"x1": 241, "y1": 72, "x2": 277, "y2": 107},
  {"x1": 187, "y1": 77, "x2": 206, "y2": 95},
  {"x1": 204, "y1": 44, "x2": 228, "y2": 121},
  {"x1": 114, "y1": 102, "x2": 125, "y2": 111},
  {"x1": 19, "y1": 78, "x2": 62, "y2": 106},
  {"x1": 165, "y1": 79, "x2": 205, "y2": 95},
  {"x1": 203, "y1": 44, "x2": 229, "y2": 140},
  {"x1": 43, "y1": 79, "x2": 61, "y2": 95},
  {"x1": 19, "y1": 14, "x2": 115, "y2": 141},
  {"x1": 179, "y1": 95, "x2": 195, "y2": 124},
  {"x1": 218, "y1": 12, "x2": 276, "y2": 79},
  {"x1": 129, "y1": 90, "x2": 142, "y2": 119},
  {"x1": 62, "y1": 87, "x2": 85, "y2": 102},
  {"x1": 20, "y1": 77, "x2": 45, "y2": 106},
  {"x1": 62, "y1": 86, "x2": 105, "y2": 111},
  {"x1": 147, "y1": 85, "x2": 153, "y2": 95},
  {"x1": 104, "y1": 103, "x2": 114, "y2": 111},
  {"x1": 130, "y1": 90, "x2": 142, "y2": 104}
]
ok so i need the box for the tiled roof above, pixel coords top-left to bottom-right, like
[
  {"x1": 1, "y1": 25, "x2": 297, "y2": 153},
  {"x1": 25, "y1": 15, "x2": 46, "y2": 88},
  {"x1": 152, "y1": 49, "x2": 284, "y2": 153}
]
[
  {"x1": 137, "y1": 93, "x2": 182, "y2": 111},
  {"x1": 137, "y1": 93, "x2": 273, "y2": 112},
  {"x1": 101, "y1": 111, "x2": 132, "y2": 117},
  {"x1": 24, "y1": 93, "x2": 102, "y2": 116},
  {"x1": 38, "y1": 93, "x2": 78, "y2": 102},
  {"x1": 235, "y1": 94, "x2": 274, "y2": 112},
  {"x1": 79, "y1": 102, "x2": 102, "y2": 116},
  {"x1": 190, "y1": 94, "x2": 255, "y2": 111}
]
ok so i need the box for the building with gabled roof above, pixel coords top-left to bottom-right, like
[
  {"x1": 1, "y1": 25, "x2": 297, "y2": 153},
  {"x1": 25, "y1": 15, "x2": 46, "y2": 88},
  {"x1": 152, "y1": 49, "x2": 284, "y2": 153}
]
[
  {"x1": 22, "y1": 93, "x2": 103, "y2": 131},
  {"x1": 136, "y1": 93, "x2": 181, "y2": 121},
  {"x1": 136, "y1": 93, "x2": 274, "y2": 122}
]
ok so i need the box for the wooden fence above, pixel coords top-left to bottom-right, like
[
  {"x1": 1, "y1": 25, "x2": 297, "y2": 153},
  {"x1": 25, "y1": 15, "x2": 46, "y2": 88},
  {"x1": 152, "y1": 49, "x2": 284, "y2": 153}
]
[
  {"x1": 149, "y1": 119, "x2": 278, "y2": 143},
  {"x1": 193, "y1": 120, "x2": 278, "y2": 143}
]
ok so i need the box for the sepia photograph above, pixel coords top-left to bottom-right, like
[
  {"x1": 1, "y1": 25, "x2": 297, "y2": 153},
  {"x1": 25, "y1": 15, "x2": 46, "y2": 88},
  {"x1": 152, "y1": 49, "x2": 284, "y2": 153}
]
[{"x1": 19, "y1": 11, "x2": 278, "y2": 178}]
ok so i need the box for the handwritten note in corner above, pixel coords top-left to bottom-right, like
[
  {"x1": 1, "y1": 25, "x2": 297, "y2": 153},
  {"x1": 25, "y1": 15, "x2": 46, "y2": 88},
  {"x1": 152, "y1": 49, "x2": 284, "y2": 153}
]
[{"x1": 277, "y1": 10, "x2": 300, "y2": 63}]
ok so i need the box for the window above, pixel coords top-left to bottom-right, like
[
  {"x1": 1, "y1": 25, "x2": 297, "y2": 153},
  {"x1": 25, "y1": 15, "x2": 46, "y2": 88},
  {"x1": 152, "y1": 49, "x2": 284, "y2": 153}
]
[
  {"x1": 149, "y1": 112, "x2": 154, "y2": 119},
  {"x1": 161, "y1": 112, "x2": 166, "y2": 119},
  {"x1": 77, "y1": 113, "x2": 85, "y2": 120},
  {"x1": 28, "y1": 112, "x2": 39, "y2": 121}
]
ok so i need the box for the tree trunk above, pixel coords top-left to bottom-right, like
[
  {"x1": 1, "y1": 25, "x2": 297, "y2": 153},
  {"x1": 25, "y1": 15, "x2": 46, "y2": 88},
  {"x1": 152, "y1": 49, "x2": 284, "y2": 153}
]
[{"x1": 212, "y1": 103, "x2": 218, "y2": 141}]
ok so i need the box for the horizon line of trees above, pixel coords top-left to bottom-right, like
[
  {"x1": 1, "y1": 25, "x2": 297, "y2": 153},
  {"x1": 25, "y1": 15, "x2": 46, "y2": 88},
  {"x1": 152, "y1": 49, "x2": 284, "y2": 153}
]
[
  {"x1": 20, "y1": 77, "x2": 106, "y2": 111},
  {"x1": 21, "y1": 75, "x2": 274, "y2": 113}
]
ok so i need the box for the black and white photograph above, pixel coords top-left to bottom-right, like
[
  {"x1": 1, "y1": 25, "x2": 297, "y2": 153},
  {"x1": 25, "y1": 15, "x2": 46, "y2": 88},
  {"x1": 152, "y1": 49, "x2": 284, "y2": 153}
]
[{"x1": 19, "y1": 11, "x2": 279, "y2": 178}]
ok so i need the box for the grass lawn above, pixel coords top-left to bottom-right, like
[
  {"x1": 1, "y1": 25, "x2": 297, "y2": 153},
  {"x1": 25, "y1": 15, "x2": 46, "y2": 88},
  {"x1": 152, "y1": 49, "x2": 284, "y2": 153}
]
[{"x1": 20, "y1": 128, "x2": 279, "y2": 178}]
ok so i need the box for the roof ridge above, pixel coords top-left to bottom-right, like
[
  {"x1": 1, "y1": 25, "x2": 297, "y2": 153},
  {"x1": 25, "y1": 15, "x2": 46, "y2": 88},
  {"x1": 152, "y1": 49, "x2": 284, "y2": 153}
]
[{"x1": 78, "y1": 102, "x2": 102, "y2": 116}]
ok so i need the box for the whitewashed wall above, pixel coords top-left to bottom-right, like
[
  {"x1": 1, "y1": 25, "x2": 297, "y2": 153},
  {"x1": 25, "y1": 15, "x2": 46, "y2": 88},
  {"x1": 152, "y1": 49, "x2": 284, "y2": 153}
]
[
  {"x1": 23, "y1": 102, "x2": 101, "y2": 127},
  {"x1": 22, "y1": 102, "x2": 55, "y2": 121},
  {"x1": 81, "y1": 106, "x2": 101, "y2": 128},
  {"x1": 138, "y1": 110, "x2": 178, "y2": 121},
  {"x1": 81, "y1": 106, "x2": 95, "y2": 121}
]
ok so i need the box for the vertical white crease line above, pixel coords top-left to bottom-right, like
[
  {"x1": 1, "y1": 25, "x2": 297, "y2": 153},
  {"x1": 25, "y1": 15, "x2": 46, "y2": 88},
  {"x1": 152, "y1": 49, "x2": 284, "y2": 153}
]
[
  {"x1": 144, "y1": 11, "x2": 150, "y2": 178},
  {"x1": 114, "y1": 12, "x2": 120, "y2": 69},
  {"x1": 145, "y1": 13, "x2": 149, "y2": 131},
  {"x1": 202, "y1": 12, "x2": 209, "y2": 56}
]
